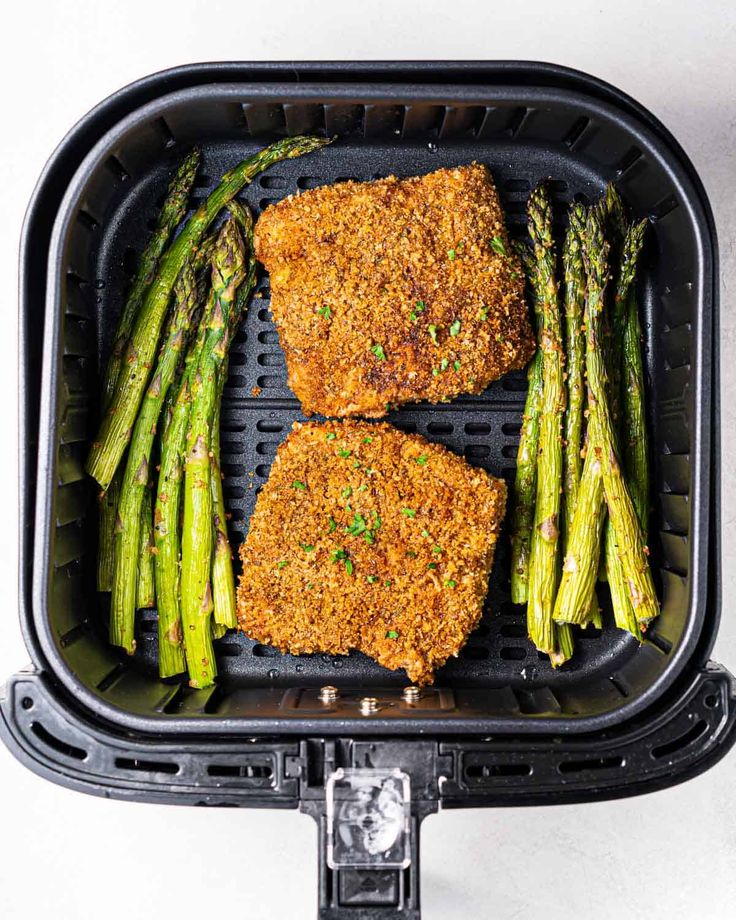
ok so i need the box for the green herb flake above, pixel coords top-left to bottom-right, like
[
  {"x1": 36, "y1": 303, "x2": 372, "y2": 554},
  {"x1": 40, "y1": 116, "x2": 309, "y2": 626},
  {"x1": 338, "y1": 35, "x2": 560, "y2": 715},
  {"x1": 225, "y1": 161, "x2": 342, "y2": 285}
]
[
  {"x1": 325, "y1": 432, "x2": 337, "y2": 441},
  {"x1": 373, "y1": 512, "x2": 382, "y2": 530},
  {"x1": 401, "y1": 508, "x2": 416, "y2": 518},
  {"x1": 277, "y1": 560, "x2": 289, "y2": 570},
  {"x1": 317, "y1": 304, "x2": 331, "y2": 320},
  {"x1": 432, "y1": 546, "x2": 443, "y2": 555},
  {"x1": 432, "y1": 368, "x2": 440, "y2": 378},
  {"x1": 453, "y1": 360, "x2": 461, "y2": 372},
  {"x1": 370, "y1": 343, "x2": 387, "y2": 361},
  {"x1": 331, "y1": 548, "x2": 347, "y2": 563},
  {"x1": 291, "y1": 480, "x2": 307, "y2": 491},
  {"x1": 338, "y1": 448, "x2": 352, "y2": 458},
  {"x1": 384, "y1": 579, "x2": 393, "y2": 587},
  {"x1": 415, "y1": 454, "x2": 429, "y2": 466},
  {"x1": 428, "y1": 324, "x2": 439, "y2": 345},
  {"x1": 386, "y1": 630, "x2": 399, "y2": 639},
  {"x1": 427, "y1": 562, "x2": 438, "y2": 570},
  {"x1": 344, "y1": 559, "x2": 354, "y2": 576},
  {"x1": 363, "y1": 531, "x2": 375, "y2": 545},
  {"x1": 445, "y1": 579, "x2": 457, "y2": 588},
  {"x1": 406, "y1": 550, "x2": 417, "y2": 558},
  {"x1": 346, "y1": 512, "x2": 367, "y2": 536},
  {"x1": 367, "y1": 575, "x2": 379, "y2": 584},
  {"x1": 491, "y1": 236, "x2": 507, "y2": 257},
  {"x1": 421, "y1": 529, "x2": 430, "y2": 538},
  {"x1": 352, "y1": 461, "x2": 361, "y2": 469},
  {"x1": 328, "y1": 516, "x2": 337, "y2": 533},
  {"x1": 410, "y1": 300, "x2": 426, "y2": 322},
  {"x1": 306, "y1": 582, "x2": 314, "y2": 589},
  {"x1": 440, "y1": 357, "x2": 449, "y2": 372},
  {"x1": 301, "y1": 544, "x2": 315, "y2": 553},
  {"x1": 510, "y1": 271, "x2": 519, "y2": 280},
  {"x1": 342, "y1": 486, "x2": 353, "y2": 499},
  {"x1": 362, "y1": 436, "x2": 373, "y2": 444},
  {"x1": 449, "y1": 318, "x2": 461, "y2": 337},
  {"x1": 496, "y1": 333, "x2": 505, "y2": 343},
  {"x1": 478, "y1": 306, "x2": 489, "y2": 322},
  {"x1": 447, "y1": 248, "x2": 456, "y2": 261},
  {"x1": 358, "y1": 483, "x2": 368, "y2": 492}
]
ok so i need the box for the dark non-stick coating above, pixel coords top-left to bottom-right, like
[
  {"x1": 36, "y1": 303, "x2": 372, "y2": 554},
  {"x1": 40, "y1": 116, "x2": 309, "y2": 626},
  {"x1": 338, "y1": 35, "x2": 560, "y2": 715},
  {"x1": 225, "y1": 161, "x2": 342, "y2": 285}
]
[{"x1": 29, "y1": 74, "x2": 717, "y2": 735}]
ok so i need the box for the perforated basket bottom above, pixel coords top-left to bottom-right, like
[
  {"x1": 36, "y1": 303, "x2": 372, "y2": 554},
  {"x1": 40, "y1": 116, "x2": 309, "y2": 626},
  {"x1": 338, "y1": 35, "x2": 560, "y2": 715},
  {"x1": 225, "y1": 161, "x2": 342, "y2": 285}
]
[{"x1": 89, "y1": 138, "x2": 663, "y2": 697}]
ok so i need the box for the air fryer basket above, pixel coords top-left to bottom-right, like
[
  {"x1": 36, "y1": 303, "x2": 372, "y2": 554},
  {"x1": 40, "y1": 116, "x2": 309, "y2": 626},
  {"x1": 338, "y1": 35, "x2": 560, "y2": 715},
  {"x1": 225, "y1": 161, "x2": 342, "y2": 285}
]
[
  {"x1": 26, "y1": 76, "x2": 716, "y2": 735},
  {"x1": 3, "y1": 62, "x2": 732, "y2": 920}
]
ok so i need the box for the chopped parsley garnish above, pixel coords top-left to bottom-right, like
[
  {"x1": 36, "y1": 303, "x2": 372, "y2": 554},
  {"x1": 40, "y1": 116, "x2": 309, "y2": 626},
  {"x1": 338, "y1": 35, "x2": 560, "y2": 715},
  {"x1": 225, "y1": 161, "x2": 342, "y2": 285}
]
[
  {"x1": 373, "y1": 512, "x2": 382, "y2": 529},
  {"x1": 445, "y1": 579, "x2": 457, "y2": 588},
  {"x1": 421, "y1": 529, "x2": 430, "y2": 538},
  {"x1": 384, "y1": 579, "x2": 393, "y2": 587},
  {"x1": 370, "y1": 343, "x2": 387, "y2": 361},
  {"x1": 292, "y1": 480, "x2": 307, "y2": 491},
  {"x1": 363, "y1": 531, "x2": 375, "y2": 545},
  {"x1": 338, "y1": 448, "x2": 352, "y2": 458},
  {"x1": 366, "y1": 575, "x2": 379, "y2": 584},
  {"x1": 352, "y1": 461, "x2": 361, "y2": 468},
  {"x1": 326, "y1": 432, "x2": 337, "y2": 441},
  {"x1": 410, "y1": 300, "x2": 426, "y2": 322},
  {"x1": 301, "y1": 544, "x2": 315, "y2": 553},
  {"x1": 331, "y1": 548, "x2": 354, "y2": 573},
  {"x1": 478, "y1": 306, "x2": 489, "y2": 322},
  {"x1": 358, "y1": 484, "x2": 368, "y2": 492},
  {"x1": 386, "y1": 630, "x2": 399, "y2": 639},
  {"x1": 428, "y1": 324, "x2": 439, "y2": 345},
  {"x1": 362, "y1": 436, "x2": 373, "y2": 444},
  {"x1": 427, "y1": 562, "x2": 438, "y2": 570},
  {"x1": 453, "y1": 360, "x2": 461, "y2": 372},
  {"x1": 342, "y1": 486, "x2": 352, "y2": 499},
  {"x1": 306, "y1": 582, "x2": 314, "y2": 589},
  {"x1": 440, "y1": 357, "x2": 449, "y2": 372},
  {"x1": 406, "y1": 550, "x2": 417, "y2": 558},
  {"x1": 328, "y1": 516, "x2": 337, "y2": 533},
  {"x1": 491, "y1": 236, "x2": 507, "y2": 256},
  {"x1": 277, "y1": 560, "x2": 289, "y2": 570},
  {"x1": 432, "y1": 368, "x2": 440, "y2": 378},
  {"x1": 449, "y1": 318, "x2": 461, "y2": 337},
  {"x1": 510, "y1": 271, "x2": 519, "y2": 280},
  {"x1": 401, "y1": 508, "x2": 416, "y2": 518},
  {"x1": 346, "y1": 513, "x2": 368, "y2": 536},
  {"x1": 415, "y1": 454, "x2": 429, "y2": 466},
  {"x1": 432, "y1": 546, "x2": 443, "y2": 554},
  {"x1": 344, "y1": 559, "x2": 354, "y2": 576},
  {"x1": 496, "y1": 333, "x2": 505, "y2": 343},
  {"x1": 447, "y1": 248, "x2": 456, "y2": 260},
  {"x1": 317, "y1": 304, "x2": 331, "y2": 320}
]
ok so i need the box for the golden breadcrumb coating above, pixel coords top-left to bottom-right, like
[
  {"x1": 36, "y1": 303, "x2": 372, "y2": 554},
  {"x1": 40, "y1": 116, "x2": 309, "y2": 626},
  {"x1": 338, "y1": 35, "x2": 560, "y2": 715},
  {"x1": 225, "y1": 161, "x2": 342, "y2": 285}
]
[
  {"x1": 237, "y1": 420, "x2": 506, "y2": 684},
  {"x1": 254, "y1": 163, "x2": 534, "y2": 417}
]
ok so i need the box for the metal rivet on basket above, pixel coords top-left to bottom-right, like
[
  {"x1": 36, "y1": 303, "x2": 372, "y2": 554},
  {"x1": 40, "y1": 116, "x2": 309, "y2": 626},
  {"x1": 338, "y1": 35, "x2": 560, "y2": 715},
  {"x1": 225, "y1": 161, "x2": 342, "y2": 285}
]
[
  {"x1": 318, "y1": 685, "x2": 339, "y2": 704},
  {"x1": 359, "y1": 697, "x2": 380, "y2": 715},
  {"x1": 402, "y1": 686, "x2": 422, "y2": 704}
]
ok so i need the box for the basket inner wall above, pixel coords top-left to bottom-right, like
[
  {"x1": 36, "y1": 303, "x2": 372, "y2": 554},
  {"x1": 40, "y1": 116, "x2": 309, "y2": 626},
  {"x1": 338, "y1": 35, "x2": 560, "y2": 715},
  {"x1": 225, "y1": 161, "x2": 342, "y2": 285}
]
[{"x1": 49, "y1": 91, "x2": 699, "y2": 724}]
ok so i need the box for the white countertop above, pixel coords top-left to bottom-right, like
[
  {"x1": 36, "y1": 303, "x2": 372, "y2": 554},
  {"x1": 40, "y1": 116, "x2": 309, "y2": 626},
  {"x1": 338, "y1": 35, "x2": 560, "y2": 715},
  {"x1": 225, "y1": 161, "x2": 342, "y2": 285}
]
[{"x1": 1, "y1": 1, "x2": 734, "y2": 917}]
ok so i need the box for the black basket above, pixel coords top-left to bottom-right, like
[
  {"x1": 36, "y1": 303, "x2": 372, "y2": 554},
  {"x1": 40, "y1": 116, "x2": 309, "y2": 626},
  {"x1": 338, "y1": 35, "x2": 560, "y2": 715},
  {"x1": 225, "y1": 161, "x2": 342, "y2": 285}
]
[{"x1": 4, "y1": 62, "x2": 733, "y2": 919}]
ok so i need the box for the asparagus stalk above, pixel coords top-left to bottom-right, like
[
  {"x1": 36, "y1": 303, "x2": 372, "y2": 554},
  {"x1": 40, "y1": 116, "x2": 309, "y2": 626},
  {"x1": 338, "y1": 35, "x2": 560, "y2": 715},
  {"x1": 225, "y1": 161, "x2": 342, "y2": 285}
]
[
  {"x1": 87, "y1": 136, "x2": 332, "y2": 490},
  {"x1": 211, "y1": 204, "x2": 257, "y2": 631},
  {"x1": 509, "y1": 245, "x2": 543, "y2": 605},
  {"x1": 136, "y1": 487, "x2": 156, "y2": 608},
  {"x1": 181, "y1": 219, "x2": 247, "y2": 688},
  {"x1": 562, "y1": 204, "x2": 586, "y2": 534},
  {"x1": 524, "y1": 185, "x2": 571, "y2": 662},
  {"x1": 95, "y1": 150, "x2": 200, "y2": 590},
  {"x1": 109, "y1": 262, "x2": 202, "y2": 654},
  {"x1": 581, "y1": 209, "x2": 658, "y2": 626},
  {"x1": 621, "y1": 225, "x2": 650, "y2": 533}
]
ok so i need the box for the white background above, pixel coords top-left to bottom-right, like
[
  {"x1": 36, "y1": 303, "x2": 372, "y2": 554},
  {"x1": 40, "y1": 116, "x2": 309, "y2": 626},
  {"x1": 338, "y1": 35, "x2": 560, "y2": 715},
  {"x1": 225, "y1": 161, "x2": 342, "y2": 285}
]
[{"x1": 1, "y1": 1, "x2": 735, "y2": 918}]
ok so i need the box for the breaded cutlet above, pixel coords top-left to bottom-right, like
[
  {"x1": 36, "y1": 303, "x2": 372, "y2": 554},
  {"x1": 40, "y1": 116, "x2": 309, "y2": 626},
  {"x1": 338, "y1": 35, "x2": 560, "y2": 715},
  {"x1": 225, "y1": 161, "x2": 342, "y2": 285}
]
[
  {"x1": 236, "y1": 420, "x2": 506, "y2": 685},
  {"x1": 254, "y1": 163, "x2": 535, "y2": 417}
]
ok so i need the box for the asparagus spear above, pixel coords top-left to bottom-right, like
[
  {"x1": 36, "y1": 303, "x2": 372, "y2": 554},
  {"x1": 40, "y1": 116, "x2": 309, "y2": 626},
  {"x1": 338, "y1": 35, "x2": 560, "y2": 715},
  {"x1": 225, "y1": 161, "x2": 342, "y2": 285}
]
[
  {"x1": 211, "y1": 204, "x2": 257, "y2": 631},
  {"x1": 603, "y1": 219, "x2": 648, "y2": 638},
  {"x1": 109, "y1": 261, "x2": 202, "y2": 654},
  {"x1": 96, "y1": 150, "x2": 201, "y2": 591},
  {"x1": 621, "y1": 225, "x2": 650, "y2": 533},
  {"x1": 136, "y1": 487, "x2": 156, "y2": 608},
  {"x1": 524, "y1": 185, "x2": 571, "y2": 663},
  {"x1": 580, "y1": 209, "x2": 658, "y2": 626},
  {"x1": 87, "y1": 136, "x2": 332, "y2": 491},
  {"x1": 181, "y1": 218, "x2": 247, "y2": 689},
  {"x1": 509, "y1": 245, "x2": 543, "y2": 605},
  {"x1": 562, "y1": 204, "x2": 586, "y2": 534}
]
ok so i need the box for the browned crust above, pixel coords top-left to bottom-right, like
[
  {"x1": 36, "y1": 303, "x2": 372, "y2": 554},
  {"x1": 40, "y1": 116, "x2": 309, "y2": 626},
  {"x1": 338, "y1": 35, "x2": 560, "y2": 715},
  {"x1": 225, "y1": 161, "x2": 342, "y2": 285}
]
[
  {"x1": 254, "y1": 164, "x2": 535, "y2": 417},
  {"x1": 236, "y1": 420, "x2": 507, "y2": 684}
]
